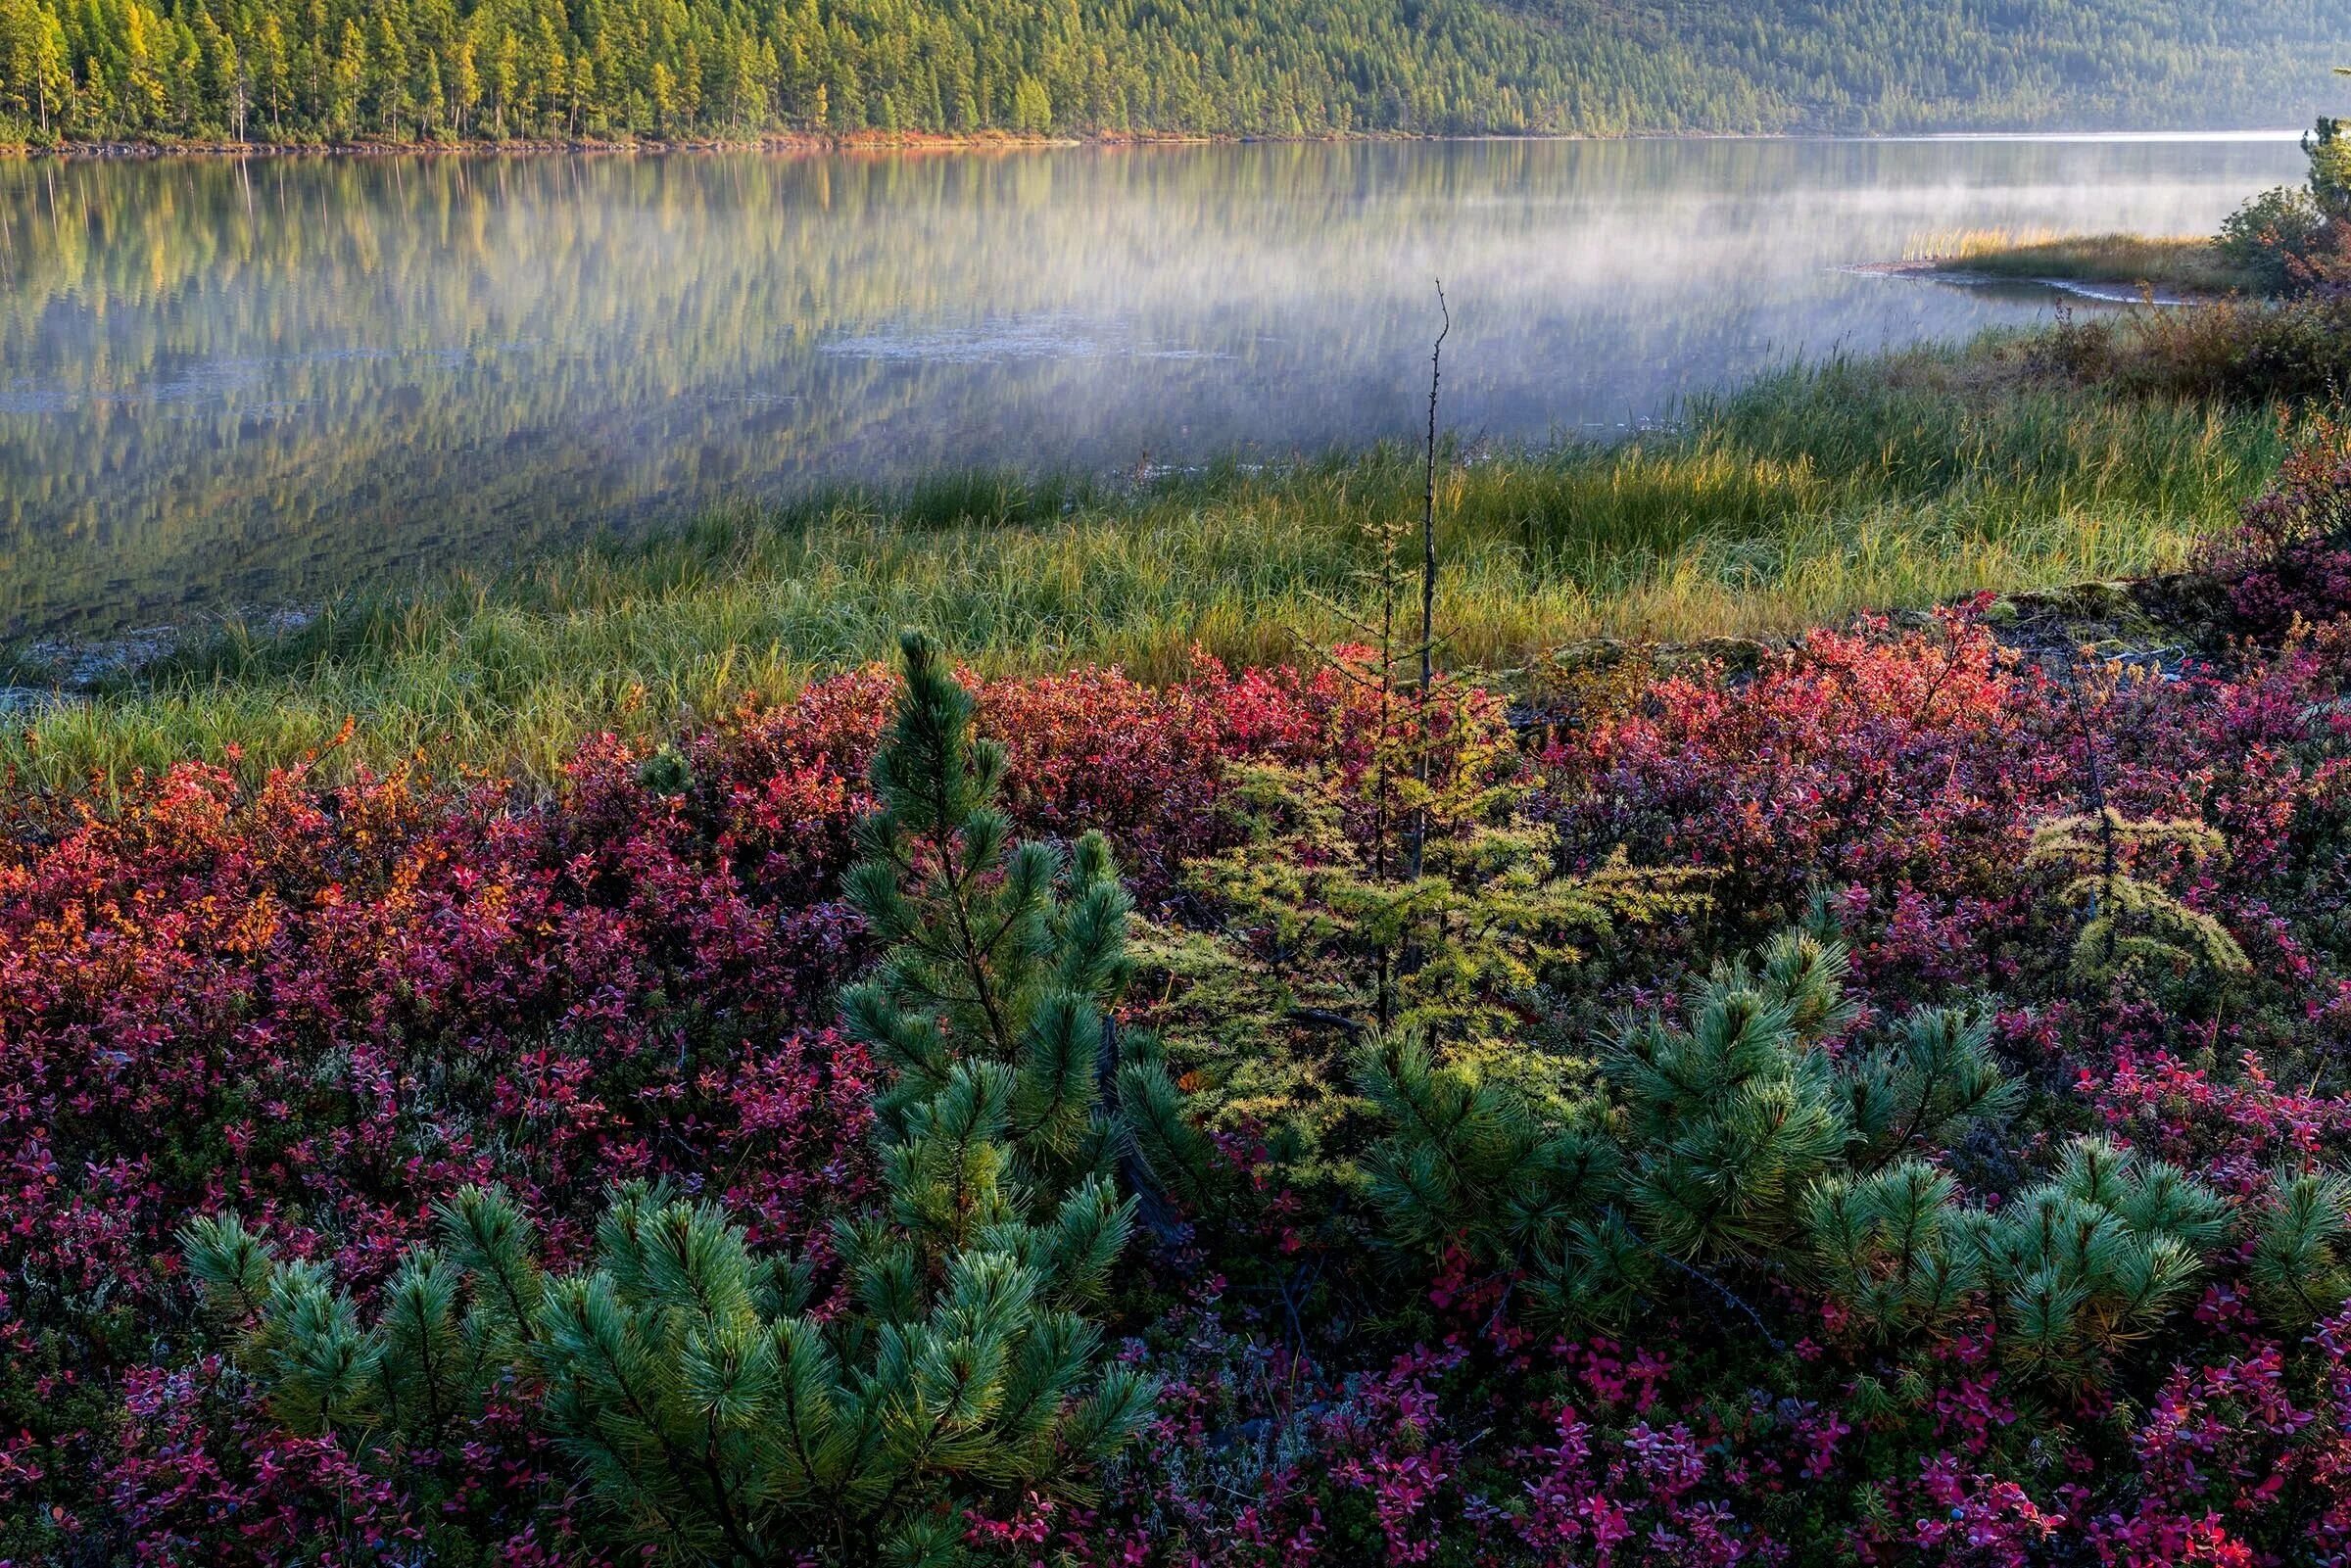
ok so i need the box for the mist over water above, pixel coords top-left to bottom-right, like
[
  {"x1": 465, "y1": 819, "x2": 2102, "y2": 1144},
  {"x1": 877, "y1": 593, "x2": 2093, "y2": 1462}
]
[{"x1": 0, "y1": 135, "x2": 2309, "y2": 641}]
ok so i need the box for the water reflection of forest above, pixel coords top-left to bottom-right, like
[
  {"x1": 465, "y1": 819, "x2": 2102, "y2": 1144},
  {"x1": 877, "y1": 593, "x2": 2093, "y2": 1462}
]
[{"x1": 0, "y1": 138, "x2": 2305, "y2": 639}]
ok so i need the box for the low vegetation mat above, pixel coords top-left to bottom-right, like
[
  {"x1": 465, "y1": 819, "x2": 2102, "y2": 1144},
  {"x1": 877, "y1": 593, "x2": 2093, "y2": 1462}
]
[{"x1": 11, "y1": 377, "x2": 2351, "y2": 1562}]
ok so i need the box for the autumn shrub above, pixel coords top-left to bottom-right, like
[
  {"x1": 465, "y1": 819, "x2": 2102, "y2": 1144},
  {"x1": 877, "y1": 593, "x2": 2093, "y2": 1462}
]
[
  {"x1": 178, "y1": 635, "x2": 1160, "y2": 1566},
  {"x1": 0, "y1": 652, "x2": 1335, "y2": 1562},
  {"x1": 18, "y1": 434, "x2": 2351, "y2": 1564},
  {"x1": 2024, "y1": 292, "x2": 2351, "y2": 404},
  {"x1": 2196, "y1": 417, "x2": 2351, "y2": 640},
  {"x1": 2216, "y1": 114, "x2": 2351, "y2": 297}
]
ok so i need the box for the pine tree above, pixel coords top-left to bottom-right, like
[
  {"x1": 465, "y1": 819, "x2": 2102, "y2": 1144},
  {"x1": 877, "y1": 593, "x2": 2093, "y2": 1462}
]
[
  {"x1": 1355, "y1": 1031, "x2": 1620, "y2": 1263},
  {"x1": 186, "y1": 631, "x2": 1157, "y2": 1567},
  {"x1": 1841, "y1": 1005, "x2": 2022, "y2": 1172},
  {"x1": 1807, "y1": 1135, "x2": 2235, "y2": 1389},
  {"x1": 1357, "y1": 926, "x2": 2026, "y2": 1334},
  {"x1": 2248, "y1": 1166, "x2": 2351, "y2": 1330},
  {"x1": 1602, "y1": 930, "x2": 1858, "y2": 1261},
  {"x1": 839, "y1": 630, "x2": 1141, "y2": 1210},
  {"x1": 1968, "y1": 1138, "x2": 2226, "y2": 1390},
  {"x1": 1804, "y1": 1161, "x2": 1983, "y2": 1339}
]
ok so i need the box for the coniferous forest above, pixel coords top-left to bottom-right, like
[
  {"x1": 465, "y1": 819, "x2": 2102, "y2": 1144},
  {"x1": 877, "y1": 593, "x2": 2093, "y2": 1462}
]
[{"x1": 0, "y1": 0, "x2": 2343, "y2": 146}]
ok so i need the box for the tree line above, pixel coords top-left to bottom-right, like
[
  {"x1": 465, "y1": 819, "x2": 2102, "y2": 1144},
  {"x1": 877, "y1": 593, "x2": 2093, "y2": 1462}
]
[{"x1": 0, "y1": 0, "x2": 2340, "y2": 146}]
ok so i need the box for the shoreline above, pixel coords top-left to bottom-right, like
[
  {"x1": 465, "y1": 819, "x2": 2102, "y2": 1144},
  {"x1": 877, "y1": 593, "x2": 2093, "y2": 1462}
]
[
  {"x1": 1851, "y1": 258, "x2": 2206, "y2": 306},
  {"x1": 1880, "y1": 230, "x2": 2275, "y2": 301},
  {"x1": 14, "y1": 128, "x2": 1204, "y2": 161},
  {"x1": 0, "y1": 124, "x2": 2311, "y2": 161},
  {"x1": 3, "y1": 314, "x2": 2312, "y2": 788}
]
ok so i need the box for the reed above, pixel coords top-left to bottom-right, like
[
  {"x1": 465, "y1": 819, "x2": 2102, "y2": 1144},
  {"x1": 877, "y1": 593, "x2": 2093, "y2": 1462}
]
[{"x1": 4, "y1": 339, "x2": 2302, "y2": 794}]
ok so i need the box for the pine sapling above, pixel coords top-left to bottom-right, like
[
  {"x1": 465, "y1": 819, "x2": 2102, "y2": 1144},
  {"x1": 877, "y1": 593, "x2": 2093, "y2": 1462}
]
[{"x1": 184, "y1": 630, "x2": 1161, "y2": 1567}]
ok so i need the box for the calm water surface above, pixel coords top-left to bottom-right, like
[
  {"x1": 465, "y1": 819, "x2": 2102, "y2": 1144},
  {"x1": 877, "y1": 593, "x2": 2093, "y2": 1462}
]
[{"x1": 0, "y1": 135, "x2": 2309, "y2": 640}]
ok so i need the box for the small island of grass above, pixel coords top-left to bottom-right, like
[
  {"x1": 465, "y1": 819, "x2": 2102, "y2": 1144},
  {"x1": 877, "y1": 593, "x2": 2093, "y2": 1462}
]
[
  {"x1": 1909, "y1": 229, "x2": 2265, "y2": 296},
  {"x1": 1908, "y1": 113, "x2": 2351, "y2": 299}
]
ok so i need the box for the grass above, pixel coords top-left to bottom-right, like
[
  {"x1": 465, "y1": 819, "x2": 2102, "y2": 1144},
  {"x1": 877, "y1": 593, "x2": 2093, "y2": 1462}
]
[
  {"x1": 1907, "y1": 229, "x2": 2266, "y2": 297},
  {"x1": 2, "y1": 333, "x2": 2311, "y2": 796}
]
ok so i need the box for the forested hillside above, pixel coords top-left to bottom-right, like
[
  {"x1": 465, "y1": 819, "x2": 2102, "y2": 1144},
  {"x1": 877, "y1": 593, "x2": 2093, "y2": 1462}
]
[
  {"x1": 1639, "y1": 0, "x2": 2351, "y2": 132},
  {"x1": 0, "y1": 0, "x2": 2340, "y2": 146}
]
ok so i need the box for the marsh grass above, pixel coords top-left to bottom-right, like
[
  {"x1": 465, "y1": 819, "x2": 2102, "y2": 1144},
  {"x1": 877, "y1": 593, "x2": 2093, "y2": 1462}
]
[
  {"x1": 5, "y1": 340, "x2": 2305, "y2": 794},
  {"x1": 1909, "y1": 229, "x2": 2265, "y2": 297}
]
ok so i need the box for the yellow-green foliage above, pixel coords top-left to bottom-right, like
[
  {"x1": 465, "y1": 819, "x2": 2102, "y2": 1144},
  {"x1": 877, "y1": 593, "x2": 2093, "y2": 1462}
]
[
  {"x1": 1130, "y1": 682, "x2": 1704, "y2": 1190},
  {"x1": 2026, "y1": 810, "x2": 2250, "y2": 990}
]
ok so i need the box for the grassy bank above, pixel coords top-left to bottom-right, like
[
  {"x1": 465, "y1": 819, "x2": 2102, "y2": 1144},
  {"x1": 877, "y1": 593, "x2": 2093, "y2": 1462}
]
[
  {"x1": 3, "y1": 333, "x2": 2310, "y2": 793},
  {"x1": 1908, "y1": 229, "x2": 2266, "y2": 296}
]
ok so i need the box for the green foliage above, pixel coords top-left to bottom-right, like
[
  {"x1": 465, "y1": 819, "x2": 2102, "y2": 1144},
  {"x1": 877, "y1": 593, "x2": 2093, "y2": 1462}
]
[
  {"x1": 1359, "y1": 914, "x2": 2257, "y2": 1389},
  {"x1": 1180, "y1": 748, "x2": 1703, "y2": 1082},
  {"x1": 1814, "y1": 1147, "x2": 2206, "y2": 1386},
  {"x1": 1356, "y1": 927, "x2": 2026, "y2": 1337},
  {"x1": 2009, "y1": 1147, "x2": 2215, "y2": 1373},
  {"x1": 192, "y1": 1181, "x2": 1154, "y2": 1565},
  {"x1": 184, "y1": 630, "x2": 1158, "y2": 1566},
  {"x1": 2309, "y1": 114, "x2": 2351, "y2": 218},
  {"x1": 1804, "y1": 1162, "x2": 1984, "y2": 1340},
  {"x1": 2248, "y1": 1167, "x2": 2351, "y2": 1330},
  {"x1": 0, "y1": 0, "x2": 2333, "y2": 145},
  {"x1": 1604, "y1": 932, "x2": 1860, "y2": 1261},
  {"x1": 1355, "y1": 1032, "x2": 1621, "y2": 1263},
  {"x1": 1841, "y1": 1006, "x2": 2025, "y2": 1173},
  {"x1": 1813, "y1": 1137, "x2": 2229, "y2": 1390},
  {"x1": 1345, "y1": 915, "x2": 2312, "y2": 1389}
]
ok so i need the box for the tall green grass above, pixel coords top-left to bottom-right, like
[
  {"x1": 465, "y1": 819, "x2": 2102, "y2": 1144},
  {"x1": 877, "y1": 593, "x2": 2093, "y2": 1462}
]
[{"x1": 5, "y1": 339, "x2": 2301, "y2": 795}]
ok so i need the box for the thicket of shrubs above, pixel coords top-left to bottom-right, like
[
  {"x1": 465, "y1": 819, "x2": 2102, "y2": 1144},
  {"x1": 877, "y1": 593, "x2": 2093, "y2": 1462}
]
[
  {"x1": 2219, "y1": 112, "x2": 2351, "y2": 296},
  {"x1": 2028, "y1": 107, "x2": 2351, "y2": 400},
  {"x1": 11, "y1": 435, "x2": 2351, "y2": 1563},
  {"x1": 2026, "y1": 289, "x2": 2351, "y2": 404}
]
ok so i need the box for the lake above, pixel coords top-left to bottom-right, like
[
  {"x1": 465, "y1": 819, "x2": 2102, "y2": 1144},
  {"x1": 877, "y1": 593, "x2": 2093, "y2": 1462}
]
[{"x1": 0, "y1": 134, "x2": 2309, "y2": 642}]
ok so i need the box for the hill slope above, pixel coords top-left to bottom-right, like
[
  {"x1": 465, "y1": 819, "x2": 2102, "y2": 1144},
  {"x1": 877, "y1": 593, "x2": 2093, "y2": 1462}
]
[
  {"x1": 0, "y1": 0, "x2": 2343, "y2": 144},
  {"x1": 1631, "y1": 0, "x2": 2351, "y2": 131}
]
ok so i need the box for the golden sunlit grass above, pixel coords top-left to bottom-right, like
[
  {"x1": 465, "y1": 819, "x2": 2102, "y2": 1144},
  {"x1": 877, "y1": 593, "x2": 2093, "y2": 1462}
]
[{"x1": 1906, "y1": 228, "x2": 2264, "y2": 296}]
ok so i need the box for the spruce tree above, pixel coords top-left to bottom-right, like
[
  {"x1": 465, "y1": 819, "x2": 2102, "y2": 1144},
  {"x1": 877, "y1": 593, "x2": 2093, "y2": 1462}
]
[
  {"x1": 1128, "y1": 689, "x2": 1703, "y2": 1197},
  {"x1": 186, "y1": 631, "x2": 1156, "y2": 1568}
]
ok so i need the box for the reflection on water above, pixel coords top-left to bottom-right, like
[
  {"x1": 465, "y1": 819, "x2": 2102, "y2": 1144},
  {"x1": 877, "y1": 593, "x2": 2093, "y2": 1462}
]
[{"x1": 0, "y1": 137, "x2": 2309, "y2": 640}]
